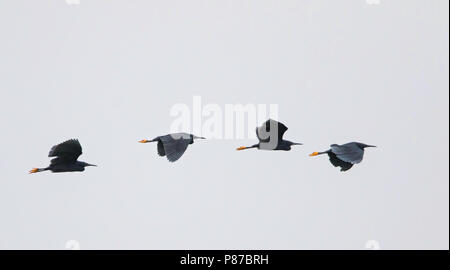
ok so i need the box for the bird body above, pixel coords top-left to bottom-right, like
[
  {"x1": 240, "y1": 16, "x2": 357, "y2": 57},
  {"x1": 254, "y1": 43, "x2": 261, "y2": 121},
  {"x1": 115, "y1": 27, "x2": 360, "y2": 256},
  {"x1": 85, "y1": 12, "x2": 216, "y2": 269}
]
[
  {"x1": 29, "y1": 139, "x2": 96, "y2": 174},
  {"x1": 139, "y1": 132, "x2": 205, "y2": 162},
  {"x1": 310, "y1": 142, "x2": 376, "y2": 171},
  {"x1": 47, "y1": 159, "x2": 92, "y2": 173},
  {"x1": 237, "y1": 119, "x2": 302, "y2": 151}
]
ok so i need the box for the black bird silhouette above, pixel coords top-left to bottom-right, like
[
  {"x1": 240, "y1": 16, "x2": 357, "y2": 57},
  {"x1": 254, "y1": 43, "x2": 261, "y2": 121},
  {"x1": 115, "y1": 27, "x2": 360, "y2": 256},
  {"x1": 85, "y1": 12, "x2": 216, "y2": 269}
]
[
  {"x1": 29, "y1": 139, "x2": 96, "y2": 174},
  {"x1": 309, "y1": 142, "x2": 376, "y2": 171},
  {"x1": 236, "y1": 119, "x2": 302, "y2": 151},
  {"x1": 139, "y1": 132, "x2": 205, "y2": 162}
]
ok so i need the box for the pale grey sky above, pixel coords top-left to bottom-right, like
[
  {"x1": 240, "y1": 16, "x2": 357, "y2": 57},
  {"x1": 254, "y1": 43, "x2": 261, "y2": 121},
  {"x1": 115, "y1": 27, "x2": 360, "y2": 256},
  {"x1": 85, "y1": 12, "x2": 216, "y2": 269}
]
[{"x1": 0, "y1": 0, "x2": 448, "y2": 249}]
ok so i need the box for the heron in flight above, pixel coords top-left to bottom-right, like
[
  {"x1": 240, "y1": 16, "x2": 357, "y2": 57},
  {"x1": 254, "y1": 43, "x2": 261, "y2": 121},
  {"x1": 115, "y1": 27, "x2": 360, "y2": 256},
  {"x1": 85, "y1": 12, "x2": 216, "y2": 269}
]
[
  {"x1": 29, "y1": 139, "x2": 96, "y2": 174},
  {"x1": 139, "y1": 133, "x2": 205, "y2": 162},
  {"x1": 236, "y1": 119, "x2": 302, "y2": 151},
  {"x1": 309, "y1": 142, "x2": 376, "y2": 171}
]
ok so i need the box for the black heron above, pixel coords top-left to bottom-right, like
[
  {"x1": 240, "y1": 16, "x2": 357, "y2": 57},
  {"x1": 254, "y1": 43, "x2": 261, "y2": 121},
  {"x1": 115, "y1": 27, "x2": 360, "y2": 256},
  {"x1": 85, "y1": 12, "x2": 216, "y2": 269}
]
[
  {"x1": 236, "y1": 119, "x2": 302, "y2": 151},
  {"x1": 29, "y1": 139, "x2": 96, "y2": 174},
  {"x1": 309, "y1": 142, "x2": 376, "y2": 171},
  {"x1": 139, "y1": 132, "x2": 205, "y2": 162}
]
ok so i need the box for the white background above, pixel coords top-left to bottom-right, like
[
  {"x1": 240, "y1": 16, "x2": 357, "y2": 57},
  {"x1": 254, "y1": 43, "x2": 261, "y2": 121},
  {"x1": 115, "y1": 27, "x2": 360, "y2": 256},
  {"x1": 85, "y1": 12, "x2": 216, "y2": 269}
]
[{"x1": 0, "y1": 0, "x2": 448, "y2": 249}]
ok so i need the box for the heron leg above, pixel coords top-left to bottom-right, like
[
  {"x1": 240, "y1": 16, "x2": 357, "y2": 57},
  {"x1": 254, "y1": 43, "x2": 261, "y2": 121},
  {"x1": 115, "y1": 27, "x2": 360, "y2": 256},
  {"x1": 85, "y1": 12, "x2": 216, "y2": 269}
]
[
  {"x1": 309, "y1": 151, "x2": 329, "y2": 156},
  {"x1": 29, "y1": 167, "x2": 50, "y2": 174},
  {"x1": 236, "y1": 144, "x2": 258, "y2": 151}
]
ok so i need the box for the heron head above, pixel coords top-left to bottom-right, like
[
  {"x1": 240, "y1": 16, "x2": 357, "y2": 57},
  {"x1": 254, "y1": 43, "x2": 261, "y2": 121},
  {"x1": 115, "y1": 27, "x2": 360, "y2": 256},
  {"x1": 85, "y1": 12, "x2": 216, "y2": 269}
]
[
  {"x1": 81, "y1": 162, "x2": 97, "y2": 168},
  {"x1": 357, "y1": 143, "x2": 377, "y2": 149},
  {"x1": 286, "y1": 141, "x2": 303, "y2": 147},
  {"x1": 290, "y1": 141, "x2": 303, "y2": 146}
]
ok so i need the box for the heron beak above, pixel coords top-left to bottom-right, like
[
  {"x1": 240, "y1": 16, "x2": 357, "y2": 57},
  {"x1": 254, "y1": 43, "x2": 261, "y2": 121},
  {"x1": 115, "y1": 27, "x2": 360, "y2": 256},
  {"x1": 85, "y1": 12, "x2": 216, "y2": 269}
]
[
  {"x1": 29, "y1": 168, "x2": 39, "y2": 174},
  {"x1": 236, "y1": 146, "x2": 247, "y2": 151},
  {"x1": 309, "y1": 152, "x2": 319, "y2": 157},
  {"x1": 292, "y1": 143, "x2": 303, "y2": 146},
  {"x1": 88, "y1": 164, "x2": 97, "y2": 167},
  {"x1": 366, "y1": 145, "x2": 377, "y2": 148},
  {"x1": 138, "y1": 139, "x2": 149, "y2": 143},
  {"x1": 194, "y1": 136, "x2": 206, "y2": 140}
]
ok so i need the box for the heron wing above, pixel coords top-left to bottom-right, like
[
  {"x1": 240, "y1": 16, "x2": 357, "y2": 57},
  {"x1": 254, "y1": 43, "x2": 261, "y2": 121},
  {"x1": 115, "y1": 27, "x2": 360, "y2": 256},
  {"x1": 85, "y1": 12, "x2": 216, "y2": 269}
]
[
  {"x1": 48, "y1": 139, "x2": 82, "y2": 162},
  {"x1": 256, "y1": 119, "x2": 288, "y2": 143},
  {"x1": 157, "y1": 140, "x2": 165, "y2": 156},
  {"x1": 330, "y1": 144, "x2": 364, "y2": 164},
  {"x1": 50, "y1": 157, "x2": 65, "y2": 166},
  {"x1": 159, "y1": 135, "x2": 190, "y2": 162},
  {"x1": 327, "y1": 152, "x2": 354, "y2": 171}
]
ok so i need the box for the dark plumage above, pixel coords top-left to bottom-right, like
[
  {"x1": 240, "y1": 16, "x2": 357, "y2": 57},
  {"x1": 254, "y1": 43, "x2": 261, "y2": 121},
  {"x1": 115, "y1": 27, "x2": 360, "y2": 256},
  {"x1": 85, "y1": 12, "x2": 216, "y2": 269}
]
[
  {"x1": 139, "y1": 133, "x2": 205, "y2": 162},
  {"x1": 236, "y1": 119, "x2": 302, "y2": 151},
  {"x1": 310, "y1": 142, "x2": 376, "y2": 171},
  {"x1": 29, "y1": 139, "x2": 96, "y2": 174}
]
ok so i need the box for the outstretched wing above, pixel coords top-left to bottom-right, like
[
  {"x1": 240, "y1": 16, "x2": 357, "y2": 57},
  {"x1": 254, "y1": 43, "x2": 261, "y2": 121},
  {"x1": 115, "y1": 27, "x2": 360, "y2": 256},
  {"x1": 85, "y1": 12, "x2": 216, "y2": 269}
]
[
  {"x1": 330, "y1": 143, "x2": 364, "y2": 164},
  {"x1": 256, "y1": 119, "x2": 288, "y2": 143},
  {"x1": 157, "y1": 140, "x2": 166, "y2": 156},
  {"x1": 327, "y1": 152, "x2": 354, "y2": 171},
  {"x1": 159, "y1": 135, "x2": 190, "y2": 162},
  {"x1": 48, "y1": 139, "x2": 82, "y2": 162}
]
